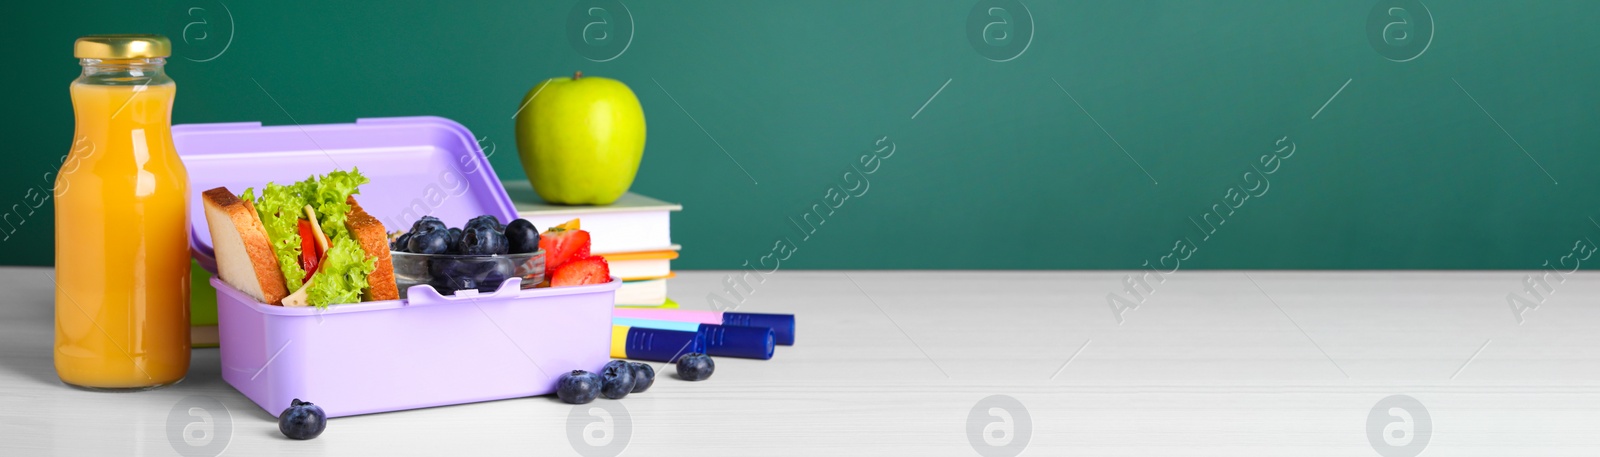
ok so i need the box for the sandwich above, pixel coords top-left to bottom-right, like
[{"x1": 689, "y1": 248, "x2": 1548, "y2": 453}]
[{"x1": 201, "y1": 168, "x2": 397, "y2": 308}]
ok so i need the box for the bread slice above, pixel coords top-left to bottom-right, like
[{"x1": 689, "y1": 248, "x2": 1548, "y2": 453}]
[
  {"x1": 202, "y1": 187, "x2": 289, "y2": 305},
  {"x1": 346, "y1": 196, "x2": 398, "y2": 301}
]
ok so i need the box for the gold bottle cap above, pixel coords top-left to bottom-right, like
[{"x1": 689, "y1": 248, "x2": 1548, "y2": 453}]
[{"x1": 74, "y1": 34, "x2": 171, "y2": 59}]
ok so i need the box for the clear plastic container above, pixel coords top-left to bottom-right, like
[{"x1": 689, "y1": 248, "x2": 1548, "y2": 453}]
[{"x1": 391, "y1": 250, "x2": 546, "y2": 298}]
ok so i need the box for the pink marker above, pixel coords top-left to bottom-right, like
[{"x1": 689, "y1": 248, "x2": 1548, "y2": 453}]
[{"x1": 612, "y1": 308, "x2": 795, "y2": 345}]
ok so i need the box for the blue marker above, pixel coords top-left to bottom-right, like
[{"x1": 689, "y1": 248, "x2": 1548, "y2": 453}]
[{"x1": 614, "y1": 317, "x2": 776, "y2": 360}]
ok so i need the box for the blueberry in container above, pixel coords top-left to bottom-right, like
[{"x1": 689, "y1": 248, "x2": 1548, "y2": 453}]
[{"x1": 391, "y1": 250, "x2": 543, "y2": 297}]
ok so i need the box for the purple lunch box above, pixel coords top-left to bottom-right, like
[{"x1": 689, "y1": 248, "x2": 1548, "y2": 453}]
[{"x1": 174, "y1": 116, "x2": 617, "y2": 418}]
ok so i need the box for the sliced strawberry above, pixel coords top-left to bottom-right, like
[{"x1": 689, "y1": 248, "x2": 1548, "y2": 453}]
[
  {"x1": 551, "y1": 256, "x2": 610, "y2": 287},
  {"x1": 539, "y1": 221, "x2": 591, "y2": 272}
]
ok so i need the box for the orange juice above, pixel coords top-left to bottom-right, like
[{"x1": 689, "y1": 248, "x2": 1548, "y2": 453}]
[{"x1": 55, "y1": 35, "x2": 190, "y2": 390}]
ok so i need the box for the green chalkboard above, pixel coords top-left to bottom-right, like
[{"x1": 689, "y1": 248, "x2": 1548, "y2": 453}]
[{"x1": 6, "y1": 0, "x2": 1599, "y2": 270}]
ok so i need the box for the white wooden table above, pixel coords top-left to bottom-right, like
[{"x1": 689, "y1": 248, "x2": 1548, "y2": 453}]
[{"x1": 2, "y1": 267, "x2": 1598, "y2": 456}]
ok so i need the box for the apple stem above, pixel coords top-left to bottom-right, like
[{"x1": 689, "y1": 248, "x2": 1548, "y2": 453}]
[{"x1": 574, "y1": 71, "x2": 582, "y2": 80}]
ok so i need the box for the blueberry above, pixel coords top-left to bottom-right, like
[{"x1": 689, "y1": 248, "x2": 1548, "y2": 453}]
[
  {"x1": 410, "y1": 216, "x2": 447, "y2": 235},
  {"x1": 629, "y1": 362, "x2": 655, "y2": 393},
  {"x1": 392, "y1": 232, "x2": 412, "y2": 252},
  {"x1": 278, "y1": 398, "x2": 327, "y2": 440},
  {"x1": 505, "y1": 219, "x2": 541, "y2": 254},
  {"x1": 431, "y1": 259, "x2": 474, "y2": 291},
  {"x1": 490, "y1": 233, "x2": 509, "y2": 254},
  {"x1": 427, "y1": 281, "x2": 460, "y2": 295},
  {"x1": 428, "y1": 276, "x2": 467, "y2": 295},
  {"x1": 407, "y1": 229, "x2": 451, "y2": 254},
  {"x1": 446, "y1": 228, "x2": 464, "y2": 253},
  {"x1": 481, "y1": 258, "x2": 515, "y2": 289},
  {"x1": 675, "y1": 353, "x2": 714, "y2": 381},
  {"x1": 466, "y1": 214, "x2": 504, "y2": 233},
  {"x1": 426, "y1": 257, "x2": 515, "y2": 294},
  {"x1": 557, "y1": 370, "x2": 602, "y2": 404},
  {"x1": 461, "y1": 225, "x2": 508, "y2": 255},
  {"x1": 599, "y1": 360, "x2": 635, "y2": 399}
]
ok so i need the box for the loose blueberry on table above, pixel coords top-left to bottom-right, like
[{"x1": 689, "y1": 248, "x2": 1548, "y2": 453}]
[
  {"x1": 599, "y1": 360, "x2": 635, "y2": 399},
  {"x1": 675, "y1": 353, "x2": 715, "y2": 381},
  {"x1": 278, "y1": 398, "x2": 327, "y2": 440},
  {"x1": 628, "y1": 362, "x2": 655, "y2": 393},
  {"x1": 557, "y1": 370, "x2": 602, "y2": 404}
]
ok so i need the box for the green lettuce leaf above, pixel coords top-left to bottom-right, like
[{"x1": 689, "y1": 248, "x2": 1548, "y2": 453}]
[
  {"x1": 304, "y1": 168, "x2": 370, "y2": 241},
  {"x1": 240, "y1": 184, "x2": 309, "y2": 290},
  {"x1": 240, "y1": 168, "x2": 375, "y2": 305},
  {"x1": 307, "y1": 236, "x2": 377, "y2": 308}
]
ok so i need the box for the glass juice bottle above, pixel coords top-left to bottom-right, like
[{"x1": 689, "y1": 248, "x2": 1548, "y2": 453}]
[{"x1": 55, "y1": 35, "x2": 190, "y2": 390}]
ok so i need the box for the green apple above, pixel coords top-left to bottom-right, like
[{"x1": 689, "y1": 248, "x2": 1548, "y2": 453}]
[{"x1": 514, "y1": 72, "x2": 646, "y2": 205}]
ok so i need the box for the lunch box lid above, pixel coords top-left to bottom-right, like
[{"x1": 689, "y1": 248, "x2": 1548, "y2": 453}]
[{"x1": 173, "y1": 116, "x2": 518, "y2": 272}]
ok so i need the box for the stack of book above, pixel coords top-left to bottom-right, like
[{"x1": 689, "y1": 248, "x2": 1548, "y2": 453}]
[{"x1": 503, "y1": 180, "x2": 681, "y2": 307}]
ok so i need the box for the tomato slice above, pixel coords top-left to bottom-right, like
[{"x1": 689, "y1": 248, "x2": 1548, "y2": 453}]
[{"x1": 298, "y1": 219, "x2": 321, "y2": 278}]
